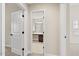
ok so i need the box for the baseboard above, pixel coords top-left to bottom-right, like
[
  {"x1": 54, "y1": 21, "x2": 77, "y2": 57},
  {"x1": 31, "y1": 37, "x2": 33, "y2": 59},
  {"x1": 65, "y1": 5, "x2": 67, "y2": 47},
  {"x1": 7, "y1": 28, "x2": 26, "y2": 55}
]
[
  {"x1": 5, "y1": 44, "x2": 11, "y2": 48},
  {"x1": 24, "y1": 50, "x2": 31, "y2": 56},
  {"x1": 27, "y1": 51, "x2": 31, "y2": 55},
  {"x1": 44, "y1": 53, "x2": 57, "y2": 56},
  {"x1": 26, "y1": 51, "x2": 57, "y2": 56},
  {"x1": 12, "y1": 48, "x2": 21, "y2": 56}
]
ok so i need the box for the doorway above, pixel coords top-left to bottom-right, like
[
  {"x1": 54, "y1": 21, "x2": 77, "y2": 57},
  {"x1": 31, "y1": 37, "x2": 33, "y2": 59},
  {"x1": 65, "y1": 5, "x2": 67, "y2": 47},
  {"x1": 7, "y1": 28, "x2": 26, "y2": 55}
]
[
  {"x1": 5, "y1": 3, "x2": 24, "y2": 56},
  {"x1": 31, "y1": 10, "x2": 45, "y2": 56}
]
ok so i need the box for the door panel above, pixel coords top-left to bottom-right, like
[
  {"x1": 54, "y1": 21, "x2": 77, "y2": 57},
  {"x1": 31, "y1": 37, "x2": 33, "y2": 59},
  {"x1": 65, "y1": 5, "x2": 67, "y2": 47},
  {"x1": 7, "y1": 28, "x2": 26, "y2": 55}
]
[
  {"x1": 67, "y1": 4, "x2": 79, "y2": 56},
  {"x1": 11, "y1": 10, "x2": 24, "y2": 56}
]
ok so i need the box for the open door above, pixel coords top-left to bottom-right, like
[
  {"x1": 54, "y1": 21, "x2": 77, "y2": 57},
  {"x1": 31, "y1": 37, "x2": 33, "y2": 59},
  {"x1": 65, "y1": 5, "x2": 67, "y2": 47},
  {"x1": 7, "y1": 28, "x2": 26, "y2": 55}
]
[
  {"x1": 60, "y1": 3, "x2": 79, "y2": 56},
  {"x1": 11, "y1": 10, "x2": 24, "y2": 56},
  {"x1": 66, "y1": 4, "x2": 79, "y2": 56}
]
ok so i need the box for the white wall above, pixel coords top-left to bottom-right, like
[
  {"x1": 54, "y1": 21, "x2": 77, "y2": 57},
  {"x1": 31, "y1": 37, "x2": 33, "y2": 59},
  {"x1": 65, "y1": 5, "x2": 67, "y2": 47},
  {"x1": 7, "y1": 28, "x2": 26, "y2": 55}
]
[
  {"x1": 5, "y1": 3, "x2": 21, "y2": 47},
  {"x1": 29, "y1": 4, "x2": 60, "y2": 55},
  {"x1": 0, "y1": 3, "x2": 2, "y2": 56}
]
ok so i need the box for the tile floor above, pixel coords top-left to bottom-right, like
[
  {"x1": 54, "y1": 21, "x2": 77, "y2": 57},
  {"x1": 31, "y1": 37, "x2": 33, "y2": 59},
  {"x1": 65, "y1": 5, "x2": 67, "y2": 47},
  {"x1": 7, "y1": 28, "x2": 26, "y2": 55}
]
[{"x1": 31, "y1": 41, "x2": 43, "y2": 56}]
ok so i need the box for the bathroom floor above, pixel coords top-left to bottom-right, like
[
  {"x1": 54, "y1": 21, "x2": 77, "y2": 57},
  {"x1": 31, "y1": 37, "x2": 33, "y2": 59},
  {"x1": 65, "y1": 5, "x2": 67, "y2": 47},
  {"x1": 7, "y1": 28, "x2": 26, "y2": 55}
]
[{"x1": 31, "y1": 41, "x2": 43, "y2": 56}]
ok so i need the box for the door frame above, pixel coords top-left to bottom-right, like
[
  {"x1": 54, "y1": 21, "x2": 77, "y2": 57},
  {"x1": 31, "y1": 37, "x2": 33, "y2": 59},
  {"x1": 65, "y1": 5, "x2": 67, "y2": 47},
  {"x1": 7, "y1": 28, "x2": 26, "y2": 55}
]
[
  {"x1": 30, "y1": 9, "x2": 46, "y2": 55},
  {"x1": 11, "y1": 3, "x2": 29, "y2": 56},
  {"x1": 2, "y1": 3, "x2": 5, "y2": 56},
  {"x1": 60, "y1": 3, "x2": 68, "y2": 56}
]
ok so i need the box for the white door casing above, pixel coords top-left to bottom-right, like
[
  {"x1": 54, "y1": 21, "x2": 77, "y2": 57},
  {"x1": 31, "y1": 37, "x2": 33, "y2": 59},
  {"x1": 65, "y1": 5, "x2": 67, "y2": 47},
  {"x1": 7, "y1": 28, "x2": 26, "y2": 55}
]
[
  {"x1": 2, "y1": 3, "x2": 5, "y2": 56},
  {"x1": 0, "y1": 3, "x2": 2, "y2": 56},
  {"x1": 31, "y1": 9, "x2": 45, "y2": 55},
  {"x1": 60, "y1": 4, "x2": 67, "y2": 56}
]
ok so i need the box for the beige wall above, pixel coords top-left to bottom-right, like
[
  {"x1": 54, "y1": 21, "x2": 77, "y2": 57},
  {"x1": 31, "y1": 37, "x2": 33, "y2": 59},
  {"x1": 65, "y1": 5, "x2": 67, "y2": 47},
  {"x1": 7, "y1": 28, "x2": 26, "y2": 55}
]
[
  {"x1": 29, "y1": 4, "x2": 60, "y2": 55},
  {"x1": 5, "y1": 3, "x2": 21, "y2": 47}
]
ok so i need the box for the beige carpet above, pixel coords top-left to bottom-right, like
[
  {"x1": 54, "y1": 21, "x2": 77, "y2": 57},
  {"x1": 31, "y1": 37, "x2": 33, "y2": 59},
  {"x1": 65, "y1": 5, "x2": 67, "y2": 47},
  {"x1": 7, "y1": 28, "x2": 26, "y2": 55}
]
[
  {"x1": 5, "y1": 41, "x2": 43, "y2": 56},
  {"x1": 5, "y1": 47, "x2": 19, "y2": 56}
]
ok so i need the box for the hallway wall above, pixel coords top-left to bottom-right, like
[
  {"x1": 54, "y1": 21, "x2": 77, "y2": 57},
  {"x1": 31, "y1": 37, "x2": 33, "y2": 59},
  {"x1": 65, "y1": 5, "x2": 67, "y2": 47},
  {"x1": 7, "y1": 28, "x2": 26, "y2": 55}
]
[
  {"x1": 0, "y1": 3, "x2": 2, "y2": 56},
  {"x1": 29, "y1": 3, "x2": 60, "y2": 55}
]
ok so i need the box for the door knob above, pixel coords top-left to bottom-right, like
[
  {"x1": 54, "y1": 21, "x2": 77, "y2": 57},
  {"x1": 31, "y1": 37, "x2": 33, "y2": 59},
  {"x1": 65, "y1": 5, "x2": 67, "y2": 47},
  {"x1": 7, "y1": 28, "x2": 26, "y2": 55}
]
[
  {"x1": 64, "y1": 36, "x2": 67, "y2": 38},
  {"x1": 10, "y1": 34, "x2": 13, "y2": 36}
]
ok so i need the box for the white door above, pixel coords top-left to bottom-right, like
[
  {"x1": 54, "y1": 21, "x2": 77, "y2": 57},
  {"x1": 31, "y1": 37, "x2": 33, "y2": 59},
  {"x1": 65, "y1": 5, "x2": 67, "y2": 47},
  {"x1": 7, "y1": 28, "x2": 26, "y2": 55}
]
[
  {"x1": 11, "y1": 10, "x2": 24, "y2": 56},
  {"x1": 60, "y1": 4, "x2": 79, "y2": 56},
  {"x1": 66, "y1": 4, "x2": 79, "y2": 56}
]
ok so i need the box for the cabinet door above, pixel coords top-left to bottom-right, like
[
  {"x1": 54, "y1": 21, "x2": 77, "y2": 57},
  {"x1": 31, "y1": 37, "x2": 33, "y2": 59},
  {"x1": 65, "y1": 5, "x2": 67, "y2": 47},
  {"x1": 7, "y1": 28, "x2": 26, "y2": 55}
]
[{"x1": 39, "y1": 35, "x2": 43, "y2": 42}]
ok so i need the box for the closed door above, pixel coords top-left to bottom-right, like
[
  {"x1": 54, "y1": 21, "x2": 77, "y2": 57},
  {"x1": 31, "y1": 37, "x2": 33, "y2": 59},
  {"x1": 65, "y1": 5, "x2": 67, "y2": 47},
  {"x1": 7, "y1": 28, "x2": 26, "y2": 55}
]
[{"x1": 11, "y1": 10, "x2": 24, "y2": 56}]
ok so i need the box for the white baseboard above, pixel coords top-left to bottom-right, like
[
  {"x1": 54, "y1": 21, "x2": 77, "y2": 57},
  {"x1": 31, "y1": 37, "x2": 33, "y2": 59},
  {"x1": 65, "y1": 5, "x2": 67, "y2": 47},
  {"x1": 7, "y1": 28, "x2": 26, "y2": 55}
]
[
  {"x1": 24, "y1": 51, "x2": 31, "y2": 56},
  {"x1": 12, "y1": 48, "x2": 21, "y2": 55},
  {"x1": 26, "y1": 51, "x2": 57, "y2": 56},
  {"x1": 28, "y1": 51, "x2": 31, "y2": 54},
  {"x1": 5, "y1": 44, "x2": 11, "y2": 48},
  {"x1": 27, "y1": 51, "x2": 31, "y2": 55},
  {"x1": 44, "y1": 53, "x2": 57, "y2": 56}
]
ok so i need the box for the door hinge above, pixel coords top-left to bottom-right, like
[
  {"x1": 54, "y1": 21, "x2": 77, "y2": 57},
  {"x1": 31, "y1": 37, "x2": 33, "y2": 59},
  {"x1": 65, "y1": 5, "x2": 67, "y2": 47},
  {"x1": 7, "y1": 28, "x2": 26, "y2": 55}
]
[
  {"x1": 22, "y1": 31, "x2": 24, "y2": 34},
  {"x1": 22, "y1": 48, "x2": 24, "y2": 51},
  {"x1": 10, "y1": 34, "x2": 13, "y2": 36},
  {"x1": 22, "y1": 15, "x2": 24, "y2": 17},
  {"x1": 43, "y1": 46, "x2": 44, "y2": 48},
  {"x1": 22, "y1": 48, "x2": 24, "y2": 56}
]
